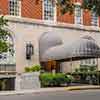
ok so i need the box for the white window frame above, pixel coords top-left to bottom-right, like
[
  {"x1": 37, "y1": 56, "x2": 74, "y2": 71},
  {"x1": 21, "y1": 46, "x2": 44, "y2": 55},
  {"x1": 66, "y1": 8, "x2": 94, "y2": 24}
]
[
  {"x1": 9, "y1": 0, "x2": 21, "y2": 17},
  {"x1": 74, "y1": 3, "x2": 83, "y2": 25},
  {"x1": 91, "y1": 11, "x2": 99, "y2": 27},
  {"x1": 42, "y1": 0, "x2": 56, "y2": 23}
]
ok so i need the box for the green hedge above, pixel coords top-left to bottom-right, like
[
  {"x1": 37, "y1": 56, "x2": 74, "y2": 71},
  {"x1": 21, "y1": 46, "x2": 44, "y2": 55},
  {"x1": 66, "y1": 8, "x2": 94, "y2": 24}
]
[
  {"x1": 70, "y1": 71, "x2": 100, "y2": 84},
  {"x1": 40, "y1": 73, "x2": 73, "y2": 87}
]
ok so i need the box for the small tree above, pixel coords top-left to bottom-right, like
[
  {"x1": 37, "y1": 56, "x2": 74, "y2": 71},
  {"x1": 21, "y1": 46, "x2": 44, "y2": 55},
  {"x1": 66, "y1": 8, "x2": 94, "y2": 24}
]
[{"x1": 0, "y1": 16, "x2": 11, "y2": 53}]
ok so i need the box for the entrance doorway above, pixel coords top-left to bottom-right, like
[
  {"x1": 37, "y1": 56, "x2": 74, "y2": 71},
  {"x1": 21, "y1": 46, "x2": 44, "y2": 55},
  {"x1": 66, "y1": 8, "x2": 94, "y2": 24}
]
[{"x1": 41, "y1": 61, "x2": 61, "y2": 72}]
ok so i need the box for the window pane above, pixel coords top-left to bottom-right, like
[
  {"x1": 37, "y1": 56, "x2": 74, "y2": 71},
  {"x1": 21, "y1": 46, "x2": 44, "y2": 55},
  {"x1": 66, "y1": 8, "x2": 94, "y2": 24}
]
[
  {"x1": 75, "y1": 5, "x2": 82, "y2": 24},
  {"x1": 9, "y1": 0, "x2": 21, "y2": 16},
  {"x1": 44, "y1": 0, "x2": 55, "y2": 21},
  {"x1": 91, "y1": 12, "x2": 98, "y2": 26}
]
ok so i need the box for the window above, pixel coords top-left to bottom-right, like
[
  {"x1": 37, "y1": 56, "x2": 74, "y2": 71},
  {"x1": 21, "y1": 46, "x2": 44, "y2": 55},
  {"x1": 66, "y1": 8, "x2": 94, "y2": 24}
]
[
  {"x1": 43, "y1": 0, "x2": 56, "y2": 21},
  {"x1": 92, "y1": 59, "x2": 97, "y2": 65},
  {"x1": 80, "y1": 59, "x2": 97, "y2": 65},
  {"x1": 91, "y1": 12, "x2": 98, "y2": 26},
  {"x1": 9, "y1": 0, "x2": 21, "y2": 16},
  {"x1": 75, "y1": 5, "x2": 82, "y2": 24}
]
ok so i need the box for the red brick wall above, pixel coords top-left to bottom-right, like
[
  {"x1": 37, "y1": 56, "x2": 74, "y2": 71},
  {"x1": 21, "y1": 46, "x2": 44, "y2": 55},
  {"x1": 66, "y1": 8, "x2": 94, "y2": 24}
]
[
  {"x1": 0, "y1": 0, "x2": 100, "y2": 27},
  {"x1": 21, "y1": 0, "x2": 42, "y2": 19},
  {"x1": 83, "y1": 10, "x2": 91, "y2": 26},
  {"x1": 57, "y1": 7, "x2": 74, "y2": 24},
  {"x1": 57, "y1": 0, "x2": 82, "y2": 24},
  {"x1": 0, "y1": 0, "x2": 8, "y2": 15}
]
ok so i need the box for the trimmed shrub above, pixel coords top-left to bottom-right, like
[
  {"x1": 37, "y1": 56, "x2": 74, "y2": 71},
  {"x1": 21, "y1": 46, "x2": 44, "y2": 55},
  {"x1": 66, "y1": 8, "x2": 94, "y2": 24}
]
[
  {"x1": 52, "y1": 73, "x2": 67, "y2": 86},
  {"x1": 40, "y1": 73, "x2": 73, "y2": 87},
  {"x1": 40, "y1": 73, "x2": 53, "y2": 87},
  {"x1": 31, "y1": 65, "x2": 41, "y2": 72}
]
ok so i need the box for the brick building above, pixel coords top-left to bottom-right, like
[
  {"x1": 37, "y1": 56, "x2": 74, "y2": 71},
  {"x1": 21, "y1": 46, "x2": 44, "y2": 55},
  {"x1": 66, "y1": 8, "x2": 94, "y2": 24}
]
[
  {"x1": 0, "y1": 0, "x2": 100, "y2": 26},
  {"x1": 0, "y1": 0, "x2": 100, "y2": 90}
]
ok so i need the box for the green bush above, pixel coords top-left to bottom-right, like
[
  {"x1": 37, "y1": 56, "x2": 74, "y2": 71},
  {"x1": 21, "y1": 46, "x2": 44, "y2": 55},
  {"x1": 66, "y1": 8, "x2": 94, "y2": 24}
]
[
  {"x1": 66, "y1": 74, "x2": 74, "y2": 83},
  {"x1": 73, "y1": 65, "x2": 99, "y2": 84},
  {"x1": 40, "y1": 73, "x2": 73, "y2": 87},
  {"x1": 80, "y1": 65, "x2": 97, "y2": 72},
  {"x1": 24, "y1": 64, "x2": 41, "y2": 72},
  {"x1": 25, "y1": 67, "x2": 31, "y2": 72},
  {"x1": 52, "y1": 73, "x2": 67, "y2": 86},
  {"x1": 31, "y1": 65, "x2": 41, "y2": 72},
  {"x1": 71, "y1": 71, "x2": 100, "y2": 84},
  {"x1": 40, "y1": 73, "x2": 53, "y2": 87}
]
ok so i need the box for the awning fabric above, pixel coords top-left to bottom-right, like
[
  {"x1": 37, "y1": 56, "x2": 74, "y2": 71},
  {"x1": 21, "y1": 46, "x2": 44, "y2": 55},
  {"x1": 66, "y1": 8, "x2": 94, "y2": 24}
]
[
  {"x1": 39, "y1": 31, "x2": 63, "y2": 61},
  {"x1": 39, "y1": 32, "x2": 100, "y2": 62}
]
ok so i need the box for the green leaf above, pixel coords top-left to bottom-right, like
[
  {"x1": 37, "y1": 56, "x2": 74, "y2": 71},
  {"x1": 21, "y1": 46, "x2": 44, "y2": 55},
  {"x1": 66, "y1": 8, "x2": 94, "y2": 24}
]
[{"x1": 0, "y1": 16, "x2": 11, "y2": 53}]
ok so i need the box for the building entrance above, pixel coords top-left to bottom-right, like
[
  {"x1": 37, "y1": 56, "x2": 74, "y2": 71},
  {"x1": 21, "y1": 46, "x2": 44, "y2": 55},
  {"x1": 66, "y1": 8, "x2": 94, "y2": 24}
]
[{"x1": 41, "y1": 61, "x2": 61, "y2": 72}]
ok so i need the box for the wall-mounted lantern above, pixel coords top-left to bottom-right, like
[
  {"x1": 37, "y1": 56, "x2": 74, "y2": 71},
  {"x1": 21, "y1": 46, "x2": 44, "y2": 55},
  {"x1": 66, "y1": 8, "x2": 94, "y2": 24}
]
[{"x1": 26, "y1": 42, "x2": 34, "y2": 60}]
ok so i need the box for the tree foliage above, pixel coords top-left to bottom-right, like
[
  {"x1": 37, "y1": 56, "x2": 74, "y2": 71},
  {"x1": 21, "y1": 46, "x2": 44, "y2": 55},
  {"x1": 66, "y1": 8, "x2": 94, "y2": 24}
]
[
  {"x1": 57, "y1": 0, "x2": 100, "y2": 16},
  {"x1": 36, "y1": 0, "x2": 100, "y2": 16},
  {"x1": 82, "y1": 0, "x2": 100, "y2": 16},
  {"x1": 57, "y1": 0, "x2": 74, "y2": 14},
  {"x1": 0, "y1": 16, "x2": 11, "y2": 54}
]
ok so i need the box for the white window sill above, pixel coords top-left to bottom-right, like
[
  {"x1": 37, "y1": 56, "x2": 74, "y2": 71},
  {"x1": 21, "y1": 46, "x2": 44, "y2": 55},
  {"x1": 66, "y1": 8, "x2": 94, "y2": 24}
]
[
  {"x1": 43, "y1": 20, "x2": 57, "y2": 25},
  {"x1": 7, "y1": 15, "x2": 21, "y2": 18}
]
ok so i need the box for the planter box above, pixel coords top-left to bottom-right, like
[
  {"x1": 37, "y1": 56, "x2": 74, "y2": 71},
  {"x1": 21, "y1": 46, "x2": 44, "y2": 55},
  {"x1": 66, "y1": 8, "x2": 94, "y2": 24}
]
[{"x1": 15, "y1": 72, "x2": 40, "y2": 90}]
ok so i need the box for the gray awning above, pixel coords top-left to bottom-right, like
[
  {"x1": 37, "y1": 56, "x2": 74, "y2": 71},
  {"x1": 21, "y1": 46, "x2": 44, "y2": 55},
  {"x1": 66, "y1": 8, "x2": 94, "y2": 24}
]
[
  {"x1": 39, "y1": 31, "x2": 63, "y2": 61},
  {"x1": 40, "y1": 33, "x2": 100, "y2": 62}
]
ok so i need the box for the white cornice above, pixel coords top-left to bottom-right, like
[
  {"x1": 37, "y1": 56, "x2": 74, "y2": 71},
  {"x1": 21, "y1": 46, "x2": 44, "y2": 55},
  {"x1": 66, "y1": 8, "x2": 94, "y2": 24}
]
[{"x1": 4, "y1": 15, "x2": 100, "y2": 32}]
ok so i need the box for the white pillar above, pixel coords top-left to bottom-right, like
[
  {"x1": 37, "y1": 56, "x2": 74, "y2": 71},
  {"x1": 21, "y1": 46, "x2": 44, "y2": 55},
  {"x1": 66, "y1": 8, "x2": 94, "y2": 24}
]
[{"x1": 15, "y1": 74, "x2": 22, "y2": 91}]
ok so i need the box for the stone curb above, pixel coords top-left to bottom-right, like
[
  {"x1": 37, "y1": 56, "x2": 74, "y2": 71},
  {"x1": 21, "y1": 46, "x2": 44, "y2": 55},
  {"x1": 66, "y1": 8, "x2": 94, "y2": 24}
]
[
  {"x1": 0, "y1": 86, "x2": 100, "y2": 96},
  {"x1": 65, "y1": 86, "x2": 100, "y2": 91}
]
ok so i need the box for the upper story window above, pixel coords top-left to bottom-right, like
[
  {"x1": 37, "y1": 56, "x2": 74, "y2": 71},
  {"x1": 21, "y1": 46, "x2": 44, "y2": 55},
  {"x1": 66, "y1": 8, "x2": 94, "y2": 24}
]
[
  {"x1": 91, "y1": 12, "x2": 98, "y2": 26},
  {"x1": 9, "y1": 0, "x2": 21, "y2": 16},
  {"x1": 43, "y1": 0, "x2": 56, "y2": 22},
  {"x1": 75, "y1": 5, "x2": 83, "y2": 25}
]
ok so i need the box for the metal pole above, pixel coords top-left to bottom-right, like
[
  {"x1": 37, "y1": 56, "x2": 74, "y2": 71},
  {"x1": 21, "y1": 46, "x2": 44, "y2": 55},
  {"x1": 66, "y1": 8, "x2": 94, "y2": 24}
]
[
  {"x1": 70, "y1": 58, "x2": 73, "y2": 85},
  {"x1": 94, "y1": 36, "x2": 99, "y2": 85},
  {"x1": 97, "y1": 58, "x2": 99, "y2": 85}
]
